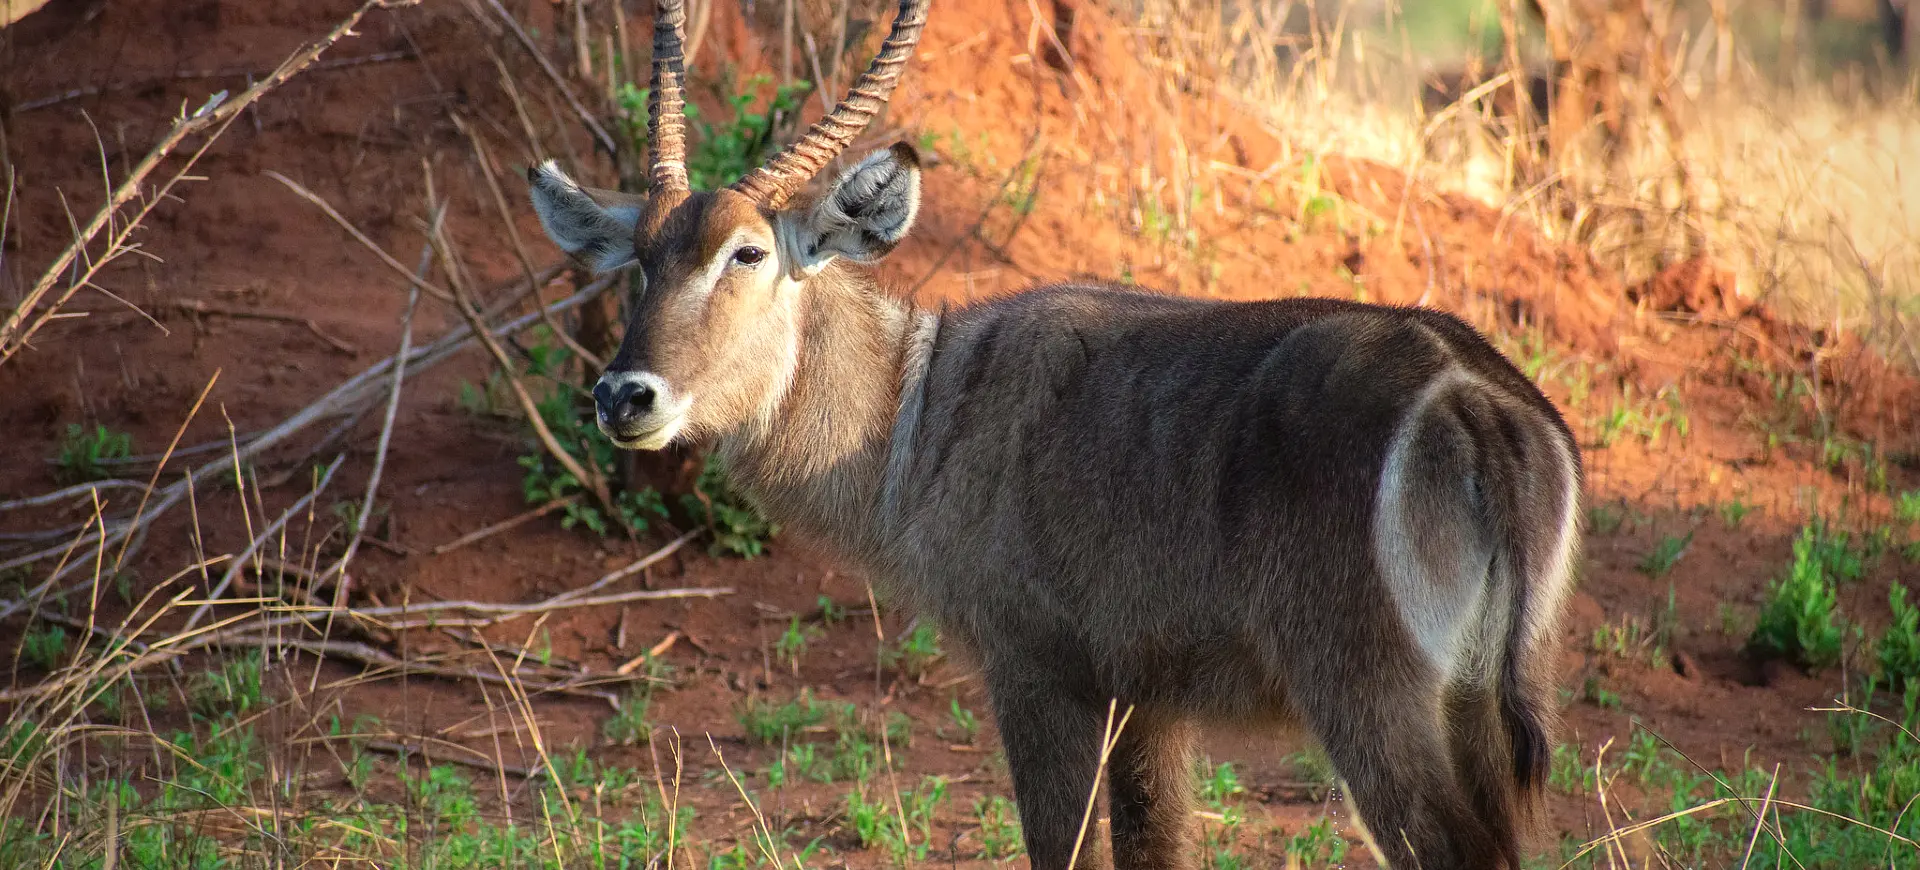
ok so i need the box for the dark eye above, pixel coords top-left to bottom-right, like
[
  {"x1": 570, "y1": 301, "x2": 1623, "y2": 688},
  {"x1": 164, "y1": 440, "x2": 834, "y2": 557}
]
[{"x1": 732, "y1": 246, "x2": 766, "y2": 267}]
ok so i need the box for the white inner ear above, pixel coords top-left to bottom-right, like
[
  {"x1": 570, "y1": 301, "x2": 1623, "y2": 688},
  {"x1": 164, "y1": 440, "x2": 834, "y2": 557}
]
[
  {"x1": 796, "y1": 148, "x2": 920, "y2": 272},
  {"x1": 529, "y1": 161, "x2": 640, "y2": 273}
]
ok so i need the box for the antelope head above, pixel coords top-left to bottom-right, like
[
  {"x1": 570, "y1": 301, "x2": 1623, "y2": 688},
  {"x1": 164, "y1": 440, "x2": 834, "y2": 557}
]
[{"x1": 528, "y1": 0, "x2": 929, "y2": 451}]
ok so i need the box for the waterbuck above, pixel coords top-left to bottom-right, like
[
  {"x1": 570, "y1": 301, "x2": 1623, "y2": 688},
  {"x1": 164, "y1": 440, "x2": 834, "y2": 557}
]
[{"x1": 526, "y1": 1, "x2": 1581, "y2": 866}]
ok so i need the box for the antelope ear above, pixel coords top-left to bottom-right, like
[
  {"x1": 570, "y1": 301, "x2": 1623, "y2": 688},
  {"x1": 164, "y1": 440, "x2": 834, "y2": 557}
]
[
  {"x1": 790, "y1": 143, "x2": 921, "y2": 274},
  {"x1": 527, "y1": 161, "x2": 644, "y2": 272}
]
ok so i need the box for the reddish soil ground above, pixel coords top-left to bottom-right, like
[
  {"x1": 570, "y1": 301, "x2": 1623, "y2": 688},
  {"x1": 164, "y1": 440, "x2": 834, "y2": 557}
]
[{"x1": 2, "y1": 1, "x2": 1917, "y2": 867}]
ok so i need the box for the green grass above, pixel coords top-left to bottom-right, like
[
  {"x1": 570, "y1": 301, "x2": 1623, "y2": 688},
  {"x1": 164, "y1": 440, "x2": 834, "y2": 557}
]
[
  {"x1": 775, "y1": 616, "x2": 823, "y2": 674},
  {"x1": 880, "y1": 623, "x2": 943, "y2": 681},
  {"x1": 18, "y1": 623, "x2": 67, "y2": 671},
  {"x1": 53, "y1": 422, "x2": 132, "y2": 484},
  {"x1": 1549, "y1": 694, "x2": 1920, "y2": 869},
  {"x1": 739, "y1": 689, "x2": 828, "y2": 745},
  {"x1": 1638, "y1": 531, "x2": 1693, "y2": 578},
  {"x1": 1590, "y1": 383, "x2": 1689, "y2": 448},
  {"x1": 846, "y1": 776, "x2": 949, "y2": 864},
  {"x1": 972, "y1": 794, "x2": 1023, "y2": 860},
  {"x1": 512, "y1": 327, "x2": 670, "y2": 538}
]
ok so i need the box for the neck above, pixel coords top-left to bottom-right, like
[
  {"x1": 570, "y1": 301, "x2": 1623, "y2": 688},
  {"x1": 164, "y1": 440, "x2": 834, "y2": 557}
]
[{"x1": 714, "y1": 264, "x2": 929, "y2": 565}]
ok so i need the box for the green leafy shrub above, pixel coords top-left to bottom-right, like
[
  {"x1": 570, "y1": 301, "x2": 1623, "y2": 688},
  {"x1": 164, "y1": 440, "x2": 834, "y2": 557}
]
[
  {"x1": 1749, "y1": 522, "x2": 1847, "y2": 668},
  {"x1": 1879, "y1": 584, "x2": 1920, "y2": 692},
  {"x1": 683, "y1": 453, "x2": 777, "y2": 558}
]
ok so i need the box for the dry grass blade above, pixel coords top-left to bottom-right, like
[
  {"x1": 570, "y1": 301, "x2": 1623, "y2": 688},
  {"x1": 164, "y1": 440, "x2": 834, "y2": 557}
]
[{"x1": 182, "y1": 454, "x2": 346, "y2": 632}]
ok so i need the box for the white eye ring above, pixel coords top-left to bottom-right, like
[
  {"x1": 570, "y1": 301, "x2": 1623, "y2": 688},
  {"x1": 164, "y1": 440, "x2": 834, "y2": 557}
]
[{"x1": 732, "y1": 246, "x2": 767, "y2": 267}]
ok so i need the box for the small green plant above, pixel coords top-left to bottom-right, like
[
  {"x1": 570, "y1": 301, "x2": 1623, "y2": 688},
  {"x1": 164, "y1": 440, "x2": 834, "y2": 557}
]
[
  {"x1": 329, "y1": 499, "x2": 385, "y2": 537},
  {"x1": 1283, "y1": 746, "x2": 1337, "y2": 801},
  {"x1": 510, "y1": 329, "x2": 671, "y2": 538},
  {"x1": 603, "y1": 684, "x2": 655, "y2": 745},
  {"x1": 846, "y1": 776, "x2": 948, "y2": 862},
  {"x1": 1586, "y1": 502, "x2": 1625, "y2": 535},
  {"x1": 54, "y1": 423, "x2": 133, "y2": 484},
  {"x1": 1638, "y1": 531, "x2": 1692, "y2": 577},
  {"x1": 973, "y1": 794, "x2": 1023, "y2": 860},
  {"x1": 881, "y1": 623, "x2": 943, "y2": 680},
  {"x1": 189, "y1": 650, "x2": 268, "y2": 719},
  {"x1": 1284, "y1": 817, "x2": 1349, "y2": 866},
  {"x1": 19, "y1": 625, "x2": 67, "y2": 672},
  {"x1": 1719, "y1": 496, "x2": 1753, "y2": 528},
  {"x1": 1549, "y1": 742, "x2": 1597, "y2": 795},
  {"x1": 1581, "y1": 675, "x2": 1623, "y2": 710},
  {"x1": 775, "y1": 616, "x2": 822, "y2": 674},
  {"x1": 1749, "y1": 522, "x2": 1847, "y2": 669},
  {"x1": 684, "y1": 453, "x2": 778, "y2": 558},
  {"x1": 1879, "y1": 584, "x2": 1920, "y2": 692},
  {"x1": 946, "y1": 697, "x2": 980, "y2": 744},
  {"x1": 1896, "y1": 490, "x2": 1920, "y2": 526},
  {"x1": 738, "y1": 690, "x2": 826, "y2": 745},
  {"x1": 817, "y1": 594, "x2": 847, "y2": 624},
  {"x1": 1196, "y1": 759, "x2": 1245, "y2": 809},
  {"x1": 1296, "y1": 155, "x2": 1344, "y2": 232}
]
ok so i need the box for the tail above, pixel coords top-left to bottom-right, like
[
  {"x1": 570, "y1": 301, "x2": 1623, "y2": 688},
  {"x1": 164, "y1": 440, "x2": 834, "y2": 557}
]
[
  {"x1": 1450, "y1": 409, "x2": 1581, "y2": 869},
  {"x1": 1493, "y1": 419, "x2": 1581, "y2": 817}
]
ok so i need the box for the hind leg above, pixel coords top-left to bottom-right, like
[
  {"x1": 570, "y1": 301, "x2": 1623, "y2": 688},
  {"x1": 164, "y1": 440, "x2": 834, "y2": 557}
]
[
  {"x1": 1445, "y1": 688, "x2": 1524, "y2": 869},
  {"x1": 1294, "y1": 686, "x2": 1501, "y2": 870},
  {"x1": 1108, "y1": 715, "x2": 1196, "y2": 870}
]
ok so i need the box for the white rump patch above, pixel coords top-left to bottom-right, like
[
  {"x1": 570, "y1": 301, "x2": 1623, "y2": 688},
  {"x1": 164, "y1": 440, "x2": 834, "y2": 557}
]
[{"x1": 1373, "y1": 370, "x2": 1493, "y2": 680}]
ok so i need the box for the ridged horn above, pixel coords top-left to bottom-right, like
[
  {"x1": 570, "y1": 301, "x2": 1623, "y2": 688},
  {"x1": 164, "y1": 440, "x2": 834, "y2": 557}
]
[
  {"x1": 648, "y1": 0, "x2": 691, "y2": 193},
  {"x1": 730, "y1": 0, "x2": 931, "y2": 207}
]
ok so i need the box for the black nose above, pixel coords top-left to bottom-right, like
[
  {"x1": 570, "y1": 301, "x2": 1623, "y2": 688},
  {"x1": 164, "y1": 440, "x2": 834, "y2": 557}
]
[{"x1": 593, "y1": 377, "x2": 655, "y2": 428}]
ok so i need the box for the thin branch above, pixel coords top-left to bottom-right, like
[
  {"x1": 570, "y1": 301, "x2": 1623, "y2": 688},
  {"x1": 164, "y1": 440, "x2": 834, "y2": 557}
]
[
  {"x1": 430, "y1": 495, "x2": 582, "y2": 555},
  {"x1": 479, "y1": 0, "x2": 618, "y2": 157},
  {"x1": 0, "y1": 275, "x2": 614, "y2": 615},
  {"x1": 551, "y1": 529, "x2": 701, "y2": 604},
  {"x1": 263, "y1": 171, "x2": 457, "y2": 304},
  {"x1": 320, "y1": 200, "x2": 441, "y2": 584},
  {"x1": 0, "y1": 0, "x2": 421, "y2": 366},
  {"x1": 0, "y1": 480, "x2": 149, "y2": 513},
  {"x1": 16, "y1": 51, "x2": 418, "y2": 113},
  {"x1": 426, "y1": 212, "x2": 616, "y2": 519}
]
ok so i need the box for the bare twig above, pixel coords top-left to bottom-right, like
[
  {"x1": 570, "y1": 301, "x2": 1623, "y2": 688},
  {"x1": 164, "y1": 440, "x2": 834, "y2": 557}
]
[
  {"x1": 319, "y1": 200, "x2": 442, "y2": 585},
  {"x1": 479, "y1": 0, "x2": 618, "y2": 157},
  {"x1": 263, "y1": 171, "x2": 457, "y2": 304},
  {"x1": 359, "y1": 737, "x2": 539, "y2": 779},
  {"x1": 16, "y1": 51, "x2": 417, "y2": 113},
  {"x1": 550, "y1": 529, "x2": 702, "y2": 604},
  {"x1": 150, "y1": 299, "x2": 359, "y2": 354},
  {"x1": 0, "y1": 0, "x2": 421, "y2": 367},
  {"x1": 425, "y1": 213, "x2": 616, "y2": 520},
  {"x1": 0, "y1": 275, "x2": 614, "y2": 615},
  {"x1": 0, "y1": 480, "x2": 149, "y2": 513},
  {"x1": 458, "y1": 115, "x2": 606, "y2": 371},
  {"x1": 430, "y1": 495, "x2": 583, "y2": 554}
]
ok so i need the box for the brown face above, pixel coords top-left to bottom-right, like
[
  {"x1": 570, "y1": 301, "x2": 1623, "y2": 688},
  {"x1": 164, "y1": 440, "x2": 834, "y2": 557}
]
[{"x1": 590, "y1": 188, "x2": 799, "y2": 449}]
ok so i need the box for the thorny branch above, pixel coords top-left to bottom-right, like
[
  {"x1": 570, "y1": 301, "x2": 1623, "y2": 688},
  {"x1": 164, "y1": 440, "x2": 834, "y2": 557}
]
[{"x1": 0, "y1": 0, "x2": 423, "y2": 367}]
